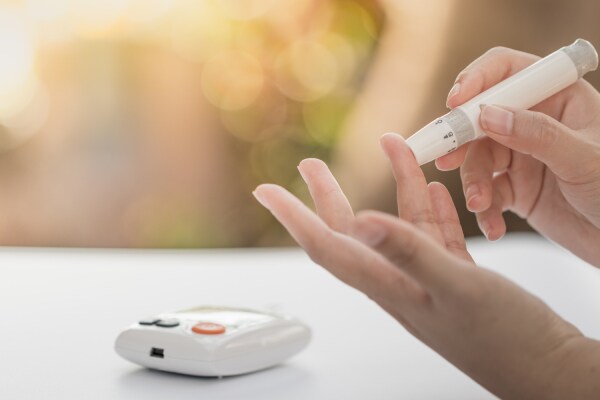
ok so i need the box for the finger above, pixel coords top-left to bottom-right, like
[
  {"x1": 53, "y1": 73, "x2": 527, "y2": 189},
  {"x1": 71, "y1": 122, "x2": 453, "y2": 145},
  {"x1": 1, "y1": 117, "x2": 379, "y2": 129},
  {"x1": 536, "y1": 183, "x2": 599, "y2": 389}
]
[
  {"x1": 427, "y1": 182, "x2": 473, "y2": 263},
  {"x1": 298, "y1": 158, "x2": 354, "y2": 232},
  {"x1": 252, "y1": 184, "x2": 425, "y2": 302},
  {"x1": 447, "y1": 47, "x2": 539, "y2": 108},
  {"x1": 460, "y1": 138, "x2": 511, "y2": 213},
  {"x1": 479, "y1": 105, "x2": 594, "y2": 181},
  {"x1": 350, "y1": 211, "x2": 467, "y2": 291},
  {"x1": 475, "y1": 173, "x2": 515, "y2": 241},
  {"x1": 435, "y1": 143, "x2": 470, "y2": 171},
  {"x1": 380, "y1": 133, "x2": 445, "y2": 244}
]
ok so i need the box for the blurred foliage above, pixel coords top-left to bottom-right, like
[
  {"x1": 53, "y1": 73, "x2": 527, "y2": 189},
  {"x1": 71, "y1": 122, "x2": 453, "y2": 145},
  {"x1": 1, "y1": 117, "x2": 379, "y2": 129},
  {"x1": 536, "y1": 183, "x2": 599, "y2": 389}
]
[{"x1": 0, "y1": 0, "x2": 384, "y2": 247}]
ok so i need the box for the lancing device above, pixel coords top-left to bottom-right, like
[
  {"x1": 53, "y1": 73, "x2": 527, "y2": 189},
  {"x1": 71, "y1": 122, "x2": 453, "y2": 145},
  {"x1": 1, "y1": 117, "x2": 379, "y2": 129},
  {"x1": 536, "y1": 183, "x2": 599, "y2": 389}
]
[{"x1": 405, "y1": 38, "x2": 599, "y2": 166}]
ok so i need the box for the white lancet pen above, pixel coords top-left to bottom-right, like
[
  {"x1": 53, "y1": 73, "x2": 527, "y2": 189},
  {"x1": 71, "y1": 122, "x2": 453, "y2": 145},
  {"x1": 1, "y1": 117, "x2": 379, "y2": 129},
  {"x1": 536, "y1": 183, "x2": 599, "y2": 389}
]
[{"x1": 402, "y1": 39, "x2": 599, "y2": 166}]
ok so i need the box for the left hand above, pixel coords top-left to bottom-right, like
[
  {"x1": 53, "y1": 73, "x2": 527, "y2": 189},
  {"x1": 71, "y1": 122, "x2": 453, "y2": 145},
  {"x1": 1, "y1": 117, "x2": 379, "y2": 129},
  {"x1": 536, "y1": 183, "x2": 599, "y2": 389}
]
[{"x1": 253, "y1": 133, "x2": 598, "y2": 399}]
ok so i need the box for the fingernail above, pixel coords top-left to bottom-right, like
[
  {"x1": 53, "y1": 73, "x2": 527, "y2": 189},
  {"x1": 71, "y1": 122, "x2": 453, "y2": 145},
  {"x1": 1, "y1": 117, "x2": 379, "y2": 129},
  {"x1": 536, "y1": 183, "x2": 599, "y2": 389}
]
[
  {"x1": 353, "y1": 221, "x2": 388, "y2": 247},
  {"x1": 447, "y1": 82, "x2": 461, "y2": 99},
  {"x1": 466, "y1": 184, "x2": 480, "y2": 210},
  {"x1": 446, "y1": 82, "x2": 460, "y2": 107},
  {"x1": 252, "y1": 188, "x2": 271, "y2": 210},
  {"x1": 479, "y1": 220, "x2": 492, "y2": 240},
  {"x1": 297, "y1": 165, "x2": 308, "y2": 183},
  {"x1": 480, "y1": 105, "x2": 513, "y2": 135}
]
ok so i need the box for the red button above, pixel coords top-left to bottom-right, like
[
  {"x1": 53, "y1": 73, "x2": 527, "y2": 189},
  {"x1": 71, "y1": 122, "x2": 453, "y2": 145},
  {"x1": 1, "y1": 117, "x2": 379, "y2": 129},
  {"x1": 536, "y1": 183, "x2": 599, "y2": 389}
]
[{"x1": 192, "y1": 322, "x2": 226, "y2": 335}]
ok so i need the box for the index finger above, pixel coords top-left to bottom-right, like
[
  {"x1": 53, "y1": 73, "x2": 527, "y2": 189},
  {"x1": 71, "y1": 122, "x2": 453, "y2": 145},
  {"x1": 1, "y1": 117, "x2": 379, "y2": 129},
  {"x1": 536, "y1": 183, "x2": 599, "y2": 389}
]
[
  {"x1": 441, "y1": 47, "x2": 538, "y2": 170},
  {"x1": 447, "y1": 47, "x2": 539, "y2": 109},
  {"x1": 380, "y1": 133, "x2": 445, "y2": 246}
]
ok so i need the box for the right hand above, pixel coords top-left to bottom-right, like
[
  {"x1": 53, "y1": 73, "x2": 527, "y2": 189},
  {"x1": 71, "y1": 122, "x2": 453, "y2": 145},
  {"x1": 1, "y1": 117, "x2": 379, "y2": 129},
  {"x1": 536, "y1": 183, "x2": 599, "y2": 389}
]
[{"x1": 437, "y1": 46, "x2": 600, "y2": 267}]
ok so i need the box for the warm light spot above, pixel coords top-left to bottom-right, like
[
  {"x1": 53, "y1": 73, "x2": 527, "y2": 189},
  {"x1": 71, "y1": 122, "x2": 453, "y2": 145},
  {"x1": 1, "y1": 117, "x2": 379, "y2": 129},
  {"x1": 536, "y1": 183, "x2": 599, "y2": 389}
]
[
  {"x1": 24, "y1": 0, "x2": 70, "y2": 23},
  {"x1": 0, "y1": 77, "x2": 39, "y2": 122},
  {"x1": 220, "y1": 94, "x2": 288, "y2": 142},
  {"x1": 201, "y1": 51, "x2": 264, "y2": 111},
  {"x1": 68, "y1": 0, "x2": 129, "y2": 38},
  {"x1": 265, "y1": 0, "x2": 333, "y2": 40},
  {"x1": 125, "y1": 0, "x2": 174, "y2": 26},
  {"x1": 322, "y1": 33, "x2": 358, "y2": 89},
  {"x1": 170, "y1": 1, "x2": 234, "y2": 63},
  {"x1": 274, "y1": 40, "x2": 338, "y2": 102},
  {"x1": 0, "y1": 8, "x2": 37, "y2": 120},
  {"x1": 0, "y1": 83, "x2": 49, "y2": 150},
  {"x1": 213, "y1": 0, "x2": 276, "y2": 21}
]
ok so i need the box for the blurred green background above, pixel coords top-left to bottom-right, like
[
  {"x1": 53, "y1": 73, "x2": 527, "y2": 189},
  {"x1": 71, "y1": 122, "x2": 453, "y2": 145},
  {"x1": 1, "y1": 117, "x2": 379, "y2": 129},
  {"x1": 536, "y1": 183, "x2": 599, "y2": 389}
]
[{"x1": 0, "y1": 0, "x2": 599, "y2": 248}]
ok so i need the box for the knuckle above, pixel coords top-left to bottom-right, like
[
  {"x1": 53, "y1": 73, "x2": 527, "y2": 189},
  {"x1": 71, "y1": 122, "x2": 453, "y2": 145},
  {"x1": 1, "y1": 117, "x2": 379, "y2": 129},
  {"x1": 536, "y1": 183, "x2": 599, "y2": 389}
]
[
  {"x1": 485, "y1": 46, "x2": 511, "y2": 58},
  {"x1": 528, "y1": 112, "x2": 560, "y2": 148},
  {"x1": 460, "y1": 168, "x2": 481, "y2": 186},
  {"x1": 387, "y1": 231, "x2": 420, "y2": 268},
  {"x1": 304, "y1": 231, "x2": 334, "y2": 264},
  {"x1": 414, "y1": 287, "x2": 433, "y2": 307},
  {"x1": 307, "y1": 250, "x2": 325, "y2": 266},
  {"x1": 444, "y1": 238, "x2": 467, "y2": 252},
  {"x1": 460, "y1": 170, "x2": 488, "y2": 195},
  {"x1": 408, "y1": 208, "x2": 437, "y2": 227}
]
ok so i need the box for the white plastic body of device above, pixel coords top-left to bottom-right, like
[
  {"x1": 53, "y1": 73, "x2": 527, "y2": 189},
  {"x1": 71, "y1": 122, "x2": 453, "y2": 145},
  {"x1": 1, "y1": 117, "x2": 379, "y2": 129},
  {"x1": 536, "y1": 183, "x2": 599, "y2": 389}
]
[{"x1": 115, "y1": 306, "x2": 311, "y2": 377}]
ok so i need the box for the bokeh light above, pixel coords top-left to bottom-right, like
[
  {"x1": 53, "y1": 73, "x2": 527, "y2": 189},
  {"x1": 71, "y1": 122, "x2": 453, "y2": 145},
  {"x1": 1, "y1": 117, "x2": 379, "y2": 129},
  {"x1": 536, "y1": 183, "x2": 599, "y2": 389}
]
[
  {"x1": 125, "y1": 0, "x2": 174, "y2": 27},
  {"x1": 69, "y1": 0, "x2": 129, "y2": 38},
  {"x1": 0, "y1": 7, "x2": 37, "y2": 120},
  {"x1": 0, "y1": 0, "x2": 382, "y2": 247},
  {"x1": 264, "y1": 0, "x2": 334, "y2": 40},
  {"x1": 24, "y1": 0, "x2": 70, "y2": 23},
  {"x1": 170, "y1": 1, "x2": 235, "y2": 63},
  {"x1": 274, "y1": 40, "x2": 338, "y2": 102},
  {"x1": 220, "y1": 93, "x2": 288, "y2": 142},
  {"x1": 0, "y1": 0, "x2": 596, "y2": 249},
  {"x1": 0, "y1": 83, "x2": 49, "y2": 150},
  {"x1": 214, "y1": 0, "x2": 276, "y2": 21},
  {"x1": 201, "y1": 51, "x2": 265, "y2": 111}
]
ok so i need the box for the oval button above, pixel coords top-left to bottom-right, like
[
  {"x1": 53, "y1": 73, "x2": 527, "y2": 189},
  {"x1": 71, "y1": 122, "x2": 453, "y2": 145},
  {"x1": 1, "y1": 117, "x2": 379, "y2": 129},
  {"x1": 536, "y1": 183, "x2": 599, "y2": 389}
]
[{"x1": 192, "y1": 322, "x2": 226, "y2": 335}]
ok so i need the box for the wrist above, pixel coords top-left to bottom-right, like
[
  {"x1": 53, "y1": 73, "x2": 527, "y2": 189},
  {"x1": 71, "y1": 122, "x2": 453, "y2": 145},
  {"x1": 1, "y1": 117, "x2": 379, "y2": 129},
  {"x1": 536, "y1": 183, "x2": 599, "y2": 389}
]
[{"x1": 544, "y1": 336, "x2": 600, "y2": 399}]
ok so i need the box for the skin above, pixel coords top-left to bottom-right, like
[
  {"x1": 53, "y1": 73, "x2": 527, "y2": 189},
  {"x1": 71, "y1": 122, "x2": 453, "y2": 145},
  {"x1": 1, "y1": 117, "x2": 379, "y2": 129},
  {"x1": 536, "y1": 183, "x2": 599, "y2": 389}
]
[
  {"x1": 253, "y1": 47, "x2": 600, "y2": 397},
  {"x1": 439, "y1": 47, "x2": 600, "y2": 266}
]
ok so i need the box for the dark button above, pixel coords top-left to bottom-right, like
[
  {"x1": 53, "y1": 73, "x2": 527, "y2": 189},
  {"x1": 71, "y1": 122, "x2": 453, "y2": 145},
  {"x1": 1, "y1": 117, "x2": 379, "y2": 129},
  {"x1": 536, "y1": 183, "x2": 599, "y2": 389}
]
[
  {"x1": 139, "y1": 318, "x2": 160, "y2": 326},
  {"x1": 155, "y1": 319, "x2": 180, "y2": 328}
]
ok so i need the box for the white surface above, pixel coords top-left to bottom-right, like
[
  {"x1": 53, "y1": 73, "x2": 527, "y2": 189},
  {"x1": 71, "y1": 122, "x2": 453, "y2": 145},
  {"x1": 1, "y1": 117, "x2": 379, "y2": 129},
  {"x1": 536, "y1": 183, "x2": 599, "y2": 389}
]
[
  {"x1": 115, "y1": 306, "x2": 311, "y2": 377},
  {"x1": 1, "y1": 233, "x2": 600, "y2": 399}
]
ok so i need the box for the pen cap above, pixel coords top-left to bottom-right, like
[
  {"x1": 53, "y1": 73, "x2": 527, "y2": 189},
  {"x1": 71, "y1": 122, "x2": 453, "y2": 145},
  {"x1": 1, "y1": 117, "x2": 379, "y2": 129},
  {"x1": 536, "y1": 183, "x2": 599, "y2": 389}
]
[{"x1": 562, "y1": 38, "x2": 599, "y2": 78}]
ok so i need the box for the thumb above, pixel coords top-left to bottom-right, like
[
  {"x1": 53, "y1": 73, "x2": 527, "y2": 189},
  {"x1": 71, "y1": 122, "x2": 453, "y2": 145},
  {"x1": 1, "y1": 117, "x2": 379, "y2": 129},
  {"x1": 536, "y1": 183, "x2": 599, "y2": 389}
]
[{"x1": 479, "y1": 105, "x2": 590, "y2": 179}]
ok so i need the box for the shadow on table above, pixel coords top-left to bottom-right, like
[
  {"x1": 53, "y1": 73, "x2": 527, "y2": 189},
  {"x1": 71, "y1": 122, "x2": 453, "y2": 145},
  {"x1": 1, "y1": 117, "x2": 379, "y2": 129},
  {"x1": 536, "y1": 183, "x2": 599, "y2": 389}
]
[{"x1": 116, "y1": 363, "x2": 315, "y2": 399}]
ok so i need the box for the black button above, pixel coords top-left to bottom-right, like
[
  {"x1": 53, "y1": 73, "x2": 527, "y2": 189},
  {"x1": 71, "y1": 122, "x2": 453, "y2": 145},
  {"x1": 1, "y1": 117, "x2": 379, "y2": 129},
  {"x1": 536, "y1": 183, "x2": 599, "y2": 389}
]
[
  {"x1": 139, "y1": 318, "x2": 160, "y2": 326},
  {"x1": 155, "y1": 319, "x2": 180, "y2": 328}
]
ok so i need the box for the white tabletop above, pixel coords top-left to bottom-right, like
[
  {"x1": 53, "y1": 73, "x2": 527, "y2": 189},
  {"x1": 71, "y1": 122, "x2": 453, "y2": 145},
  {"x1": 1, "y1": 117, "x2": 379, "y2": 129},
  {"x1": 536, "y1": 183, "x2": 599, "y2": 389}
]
[{"x1": 1, "y1": 233, "x2": 599, "y2": 399}]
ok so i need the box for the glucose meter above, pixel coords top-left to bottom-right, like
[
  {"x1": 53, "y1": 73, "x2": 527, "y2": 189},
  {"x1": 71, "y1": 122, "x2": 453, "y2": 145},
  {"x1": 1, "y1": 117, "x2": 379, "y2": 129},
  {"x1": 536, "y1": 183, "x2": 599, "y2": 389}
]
[{"x1": 115, "y1": 306, "x2": 311, "y2": 377}]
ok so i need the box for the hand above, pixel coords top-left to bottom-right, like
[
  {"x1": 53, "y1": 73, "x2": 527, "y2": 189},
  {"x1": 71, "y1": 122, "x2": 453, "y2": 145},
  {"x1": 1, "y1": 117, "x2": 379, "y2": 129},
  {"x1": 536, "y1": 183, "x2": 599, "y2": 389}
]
[
  {"x1": 253, "y1": 134, "x2": 600, "y2": 398},
  {"x1": 439, "y1": 46, "x2": 600, "y2": 266}
]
